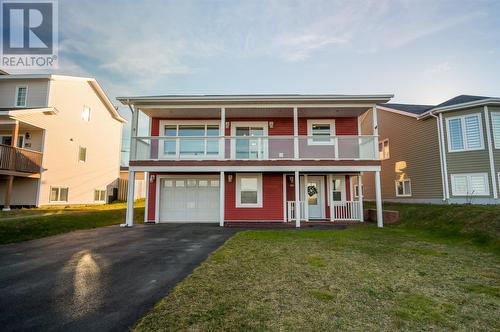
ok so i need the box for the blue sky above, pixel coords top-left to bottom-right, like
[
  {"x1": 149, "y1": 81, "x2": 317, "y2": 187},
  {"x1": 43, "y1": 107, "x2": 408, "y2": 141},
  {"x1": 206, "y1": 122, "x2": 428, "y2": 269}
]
[{"x1": 10, "y1": 0, "x2": 500, "y2": 160}]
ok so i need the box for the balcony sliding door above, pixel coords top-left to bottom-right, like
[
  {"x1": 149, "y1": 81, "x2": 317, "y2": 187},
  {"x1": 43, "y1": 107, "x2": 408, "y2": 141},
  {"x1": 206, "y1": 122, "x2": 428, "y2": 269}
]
[{"x1": 231, "y1": 122, "x2": 268, "y2": 160}]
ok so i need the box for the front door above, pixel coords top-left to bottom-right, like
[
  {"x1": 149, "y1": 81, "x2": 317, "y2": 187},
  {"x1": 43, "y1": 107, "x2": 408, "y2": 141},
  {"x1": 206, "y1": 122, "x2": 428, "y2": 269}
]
[{"x1": 306, "y1": 176, "x2": 324, "y2": 219}]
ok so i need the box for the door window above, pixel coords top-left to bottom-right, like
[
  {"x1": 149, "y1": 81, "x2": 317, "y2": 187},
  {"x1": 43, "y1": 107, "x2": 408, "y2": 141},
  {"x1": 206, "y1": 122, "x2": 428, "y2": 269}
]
[
  {"x1": 235, "y1": 127, "x2": 265, "y2": 159},
  {"x1": 331, "y1": 178, "x2": 343, "y2": 201}
]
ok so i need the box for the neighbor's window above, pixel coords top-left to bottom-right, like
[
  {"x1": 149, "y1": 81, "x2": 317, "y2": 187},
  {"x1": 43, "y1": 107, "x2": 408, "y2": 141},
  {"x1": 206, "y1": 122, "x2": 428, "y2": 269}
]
[
  {"x1": 331, "y1": 178, "x2": 343, "y2": 201},
  {"x1": 15, "y1": 86, "x2": 28, "y2": 107},
  {"x1": 94, "y1": 189, "x2": 106, "y2": 202},
  {"x1": 490, "y1": 112, "x2": 500, "y2": 149},
  {"x1": 78, "y1": 146, "x2": 87, "y2": 162},
  {"x1": 307, "y1": 119, "x2": 335, "y2": 145},
  {"x1": 379, "y1": 139, "x2": 390, "y2": 160},
  {"x1": 50, "y1": 187, "x2": 69, "y2": 202},
  {"x1": 446, "y1": 114, "x2": 483, "y2": 152},
  {"x1": 236, "y1": 173, "x2": 262, "y2": 207},
  {"x1": 395, "y1": 179, "x2": 412, "y2": 197},
  {"x1": 451, "y1": 173, "x2": 489, "y2": 196},
  {"x1": 82, "y1": 106, "x2": 91, "y2": 122}
]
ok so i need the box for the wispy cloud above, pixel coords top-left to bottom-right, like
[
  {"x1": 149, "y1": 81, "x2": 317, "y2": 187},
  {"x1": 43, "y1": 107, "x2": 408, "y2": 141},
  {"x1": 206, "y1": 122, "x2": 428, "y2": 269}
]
[{"x1": 425, "y1": 62, "x2": 452, "y2": 75}]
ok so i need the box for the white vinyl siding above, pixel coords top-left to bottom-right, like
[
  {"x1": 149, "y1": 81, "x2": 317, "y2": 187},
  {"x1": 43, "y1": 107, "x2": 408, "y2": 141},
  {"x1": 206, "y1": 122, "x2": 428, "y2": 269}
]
[
  {"x1": 446, "y1": 114, "x2": 484, "y2": 152},
  {"x1": 395, "y1": 179, "x2": 412, "y2": 197},
  {"x1": 450, "y1": 173, "x2": 489, "y2": 196},
  {"x1": 490, "y1": 112, "x2": 500, "y2": 148}
]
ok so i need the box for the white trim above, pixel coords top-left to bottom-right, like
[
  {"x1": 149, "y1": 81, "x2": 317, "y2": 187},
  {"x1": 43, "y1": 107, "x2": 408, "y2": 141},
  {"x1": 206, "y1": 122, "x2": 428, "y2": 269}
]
[
  {"x1": 419, "y1": 98, "x2": 500, "y2": 119},
  {"x1": 293, "y1": 107, "x2": 299, "y2": 159},
  {"x1": 439, "y1": 114, "x2": 450, "y2": 199},
  {"x1": 125, "y1": 171, "x2": 135, "y2": 227},
  {"x1": 357, "y1": 174, "x2": 364, "y2": 222},
  {"x1": 327, "y1": 174, "x2": 333, "y2": 221},
  {"x1": 307, "y1": 119, "x2": 336, "y2": 145},
  {"x1": 490, "y1": 111, "x2": 500, "y2": 149},
  {"x1": 294, "y1": 171, "x2": 301, "y2": 228},
  {"x1": 219, "y1": 171, "x2": 225, "y2": 226},
  {"x1": 15, "y1": 85, "x2": 28, "y2": 108},
  {"x1": 484, "y1": 107, "x2": 498, "y2": 198},
  {"x1": 445, "y1": 113, "x2": 485, "y2": 152},
  {"x1": 129, "y1": 165, "x2": 382, "y2": 172},
  {"x1": 433, "y1": 114, "x2": 447, "y2": 201},
  {"x1": 375, "y1": 171, "x2": 383, "y2": 228},
  {"x1": 235, "y1": 173, "x2": 263, "y2": 208},
  {"x1": 376, "y1": 105, "x2": 420, "y2": 118},
  {"x1": 282, "y1": 174, "x2": 287, "y2": 223},
  {"x1": 303, "y1": 174, "x2": 309, "y2": 221},
  {"x1": 395, "y1": 179, "x2": 412, "y2": 197},
  {"x1": 230, "y1": 121, "x2": 269, "y2": 160},
  {"x1": 450, "y1": 173, "x2": 490, "y2": 196},
  {"x1": 144, "y1": 172, "x2": 150, "y2": 223}
]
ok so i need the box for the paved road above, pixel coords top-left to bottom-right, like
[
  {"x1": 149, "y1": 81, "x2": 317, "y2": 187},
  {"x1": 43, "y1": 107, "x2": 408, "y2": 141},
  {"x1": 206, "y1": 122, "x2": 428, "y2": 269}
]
[{"x1": 0, "y1": 224, "x2": 238, "y2": 332}]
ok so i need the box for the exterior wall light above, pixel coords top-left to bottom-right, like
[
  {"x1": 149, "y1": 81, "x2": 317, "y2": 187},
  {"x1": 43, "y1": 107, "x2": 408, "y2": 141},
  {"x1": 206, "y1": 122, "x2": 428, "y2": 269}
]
[
  {"x1": 227, "y1": 174, "x2": 233, "y2": 182},
  {"x1": 149, "y1": 174, "x2": 156, "y2": 183}
]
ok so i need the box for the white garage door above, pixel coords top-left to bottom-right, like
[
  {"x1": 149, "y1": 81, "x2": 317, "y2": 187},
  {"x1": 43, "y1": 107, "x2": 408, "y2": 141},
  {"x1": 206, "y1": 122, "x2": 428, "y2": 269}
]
[{"x1": 159, "y1": 176, "x2": 220, "y2": 222}]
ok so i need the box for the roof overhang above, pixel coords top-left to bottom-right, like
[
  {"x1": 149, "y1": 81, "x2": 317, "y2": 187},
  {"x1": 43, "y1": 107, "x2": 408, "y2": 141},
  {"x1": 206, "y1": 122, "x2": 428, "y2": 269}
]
[
  {"x1": 0, "y1": 107, "x2": 58, "y2": 117},
  {"x1": 375, "y1": 105, "x2": 420, "y2": 118},
  {"x1": 418, "y1": 98, "x2": 500, "y2": 119}
]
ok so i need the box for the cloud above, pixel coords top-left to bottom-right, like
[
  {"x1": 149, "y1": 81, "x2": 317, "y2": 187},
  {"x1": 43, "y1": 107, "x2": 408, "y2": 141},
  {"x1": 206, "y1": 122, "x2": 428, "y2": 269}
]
[{"x1": 425, "y1": 62, "x2": 452, "y2": 75}]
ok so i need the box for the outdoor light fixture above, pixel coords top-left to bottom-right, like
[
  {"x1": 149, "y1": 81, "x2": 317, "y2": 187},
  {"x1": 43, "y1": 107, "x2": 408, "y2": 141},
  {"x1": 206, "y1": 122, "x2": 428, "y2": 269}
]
[
  {"x1": 225, "y1": 122, "x2": 230, "y2": 128},
  {"x1": 269, "y1": 121, "x2": 274, "y2": 128},
  {"x1": 289, "y1": 176, "x2": 294, "y2": 184},
  {"x1": 227, "y1": 174, "x2": 233, "y2": 182},
  {"x1": 149, "y1": 174, "x2": 156, "y2": 183}
]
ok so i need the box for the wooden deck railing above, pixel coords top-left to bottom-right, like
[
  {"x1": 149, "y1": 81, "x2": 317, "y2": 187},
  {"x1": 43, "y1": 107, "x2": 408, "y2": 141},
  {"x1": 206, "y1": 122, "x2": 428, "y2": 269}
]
[{"x1": 0, "y1": 144, "x2": 43, "y2": 174}]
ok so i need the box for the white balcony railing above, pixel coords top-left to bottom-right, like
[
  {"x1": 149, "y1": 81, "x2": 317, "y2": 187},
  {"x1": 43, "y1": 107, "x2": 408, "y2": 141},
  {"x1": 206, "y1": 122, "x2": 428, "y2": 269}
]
[
  {"x1": 287, "y1": 200, "x2": 362, "y2": 221},
  {"x1": 132, "y1": 135, "x2": 378, "y2": 161}
]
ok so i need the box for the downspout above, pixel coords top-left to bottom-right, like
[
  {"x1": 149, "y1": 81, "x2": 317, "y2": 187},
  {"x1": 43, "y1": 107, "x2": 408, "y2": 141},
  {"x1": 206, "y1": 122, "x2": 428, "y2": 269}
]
[{"x1": 429, "y1": 111, "x2": 449, "y2": 201}]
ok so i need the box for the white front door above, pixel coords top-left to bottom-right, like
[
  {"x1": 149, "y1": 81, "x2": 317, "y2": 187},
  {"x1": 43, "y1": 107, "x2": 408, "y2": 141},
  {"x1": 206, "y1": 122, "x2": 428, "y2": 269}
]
[
  {"x1": 159, "y1": 176, "x2": 220, "y2": 222},
  {"x1": 305, "y1": 176, "x2": 324, "y2": 219}
]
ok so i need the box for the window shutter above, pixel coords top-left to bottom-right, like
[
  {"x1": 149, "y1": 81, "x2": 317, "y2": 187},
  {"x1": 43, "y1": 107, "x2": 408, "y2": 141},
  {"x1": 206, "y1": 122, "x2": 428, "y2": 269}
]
[{"x1": 464, "y1": 115, "x2": 481, "y2": 149}]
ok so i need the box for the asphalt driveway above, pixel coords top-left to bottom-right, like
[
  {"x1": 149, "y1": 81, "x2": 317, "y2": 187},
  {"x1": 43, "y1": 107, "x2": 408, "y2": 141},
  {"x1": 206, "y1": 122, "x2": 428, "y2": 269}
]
[{"x1": 0, "y1": 223, "x2": 238, "y2": 332}]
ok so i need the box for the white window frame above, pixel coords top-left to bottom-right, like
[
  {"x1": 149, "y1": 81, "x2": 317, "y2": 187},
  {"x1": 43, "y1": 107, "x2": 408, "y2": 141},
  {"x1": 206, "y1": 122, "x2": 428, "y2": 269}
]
[
  {"x1": 330, "y1": 175, "x2": 346, "y2": 202},
  {"x1": 82, "y1": 106, "x2": 91, "y2": 122},
  {"x1": 15, "y1": 85, "x2": 28, "y2": 107},
  {"x1": 450, "y1": 173, "x2": 490, "y2": 196},
  {"x1": 94, "y1": 189, "x2": 107, "y2": 202},
  {"x1": 490, "y1": 112, "x2": 500, "y2": 149},
  {"x1": 159, "y1": 120, "x2": 221, "y2": 159},
  {"x1": 49, "y1": 186, "x2": 69, "y2": 203},
  {"x1": 379, "y1": 138, "x2": 390, "y2": 160},
  {"x1": 235, "y1": 173, "x2": 263, "y2": 208},
  {"x1": 307, "y1": 119, "x2": 336, "y2": 145},
  {"x1": 354, "y1": 184, "x2": 363, "y2": 198},
  {"x1": 230, "y1": 121, "x2": 269, "y2": 160},
  {"x1": 395, "y1": 179, "x2": 412, "y2": 197},
  {"x1": 446, "y1": 113, "x2": 484, "y2": 152},
  {"x1": 78, "y1": 146, "x2": 87, "y2": 162}
]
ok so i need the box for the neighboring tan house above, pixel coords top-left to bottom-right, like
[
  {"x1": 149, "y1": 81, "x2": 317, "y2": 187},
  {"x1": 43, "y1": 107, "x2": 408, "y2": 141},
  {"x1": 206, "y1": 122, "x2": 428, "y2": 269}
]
[
  {"x1": 117, "y1": 94, "x2": 394, "y2": 228},
  {"x1": 361, "y1": 95, "x2": 500, "y2": 205},
  {"x1": 0, "y1": 74, "x2": 125, "y2": 210}
]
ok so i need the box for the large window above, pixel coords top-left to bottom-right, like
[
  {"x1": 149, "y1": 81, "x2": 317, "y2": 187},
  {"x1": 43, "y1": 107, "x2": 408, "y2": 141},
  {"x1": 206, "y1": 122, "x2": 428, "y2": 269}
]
[
  {"x1": 395, "y1": 179, "x2": 412, "y2": 197},
  {"x1": 50, "y1": 187, "x2": 69, "y2": 202},
  {"x1": 379, "y1": 139, "x2": 390, "y2": 160},
  {"x1": 307, "y1": 119, "x2": 335, "y2": 145},
  {"x1": 15, "y1": 85, "x2": 27, "y2": 107},
  {"x1": 451, "y1": 173, "x2": 489, "y2": 196},
  {"x1": 446, "y1": 114, "x2": 484, "y2": 152},
  {"x1": 490, "y1": 112, "x2": 500, "y2": 149},
  {"x1": 236, "y1": 173, "x2": 263, "y2": 208},
  {"x1": 162, "y1": 122, "x2": 220, "y2": 158}
]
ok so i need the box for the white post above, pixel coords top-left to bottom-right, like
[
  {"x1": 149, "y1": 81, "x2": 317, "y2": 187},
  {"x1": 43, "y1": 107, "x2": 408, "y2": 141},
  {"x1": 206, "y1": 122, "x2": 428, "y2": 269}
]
[
  {"x1": 372, "y1": 106, "x2": 379, "y2": 159},
  {"x1": 358, "y1": 174, "x2": 364, "y2": 222},
  {"x1": 283, "y1": 174, "x2": 287, "y2": 223},
  {"x1": 123, "y1": 170, "x2": 135, "y2": 227},
  {"x1": 130, "y1": 106, "x2": 139, "y2": 161},
  {"x1": 293, "y1": 107, "x2": 299, "y2": 159},
  {"x1": 220, "y1": 108, "x2": 225, "y2": 159},
  {"x1": 484, "y1": 106, "x2": 498, "y2": 199},
  {"x1": 439, "y1": 113, "x2": 450, "y2": 200},
  {"x1": 304, "y1": 174, "x2": 309, "y2": 221},
  {"x1": 328, "y1": 174, "x2": 333, "y2": 221},
  {"x1": 219, "y1": 171, "x2": 225, "y2": 227},
  {"x1": 294, "y1": 170, "x2": 301, "y2": 228},
  {"x1": 375, "y1": 170, "x2": 383, "y2": 228}
]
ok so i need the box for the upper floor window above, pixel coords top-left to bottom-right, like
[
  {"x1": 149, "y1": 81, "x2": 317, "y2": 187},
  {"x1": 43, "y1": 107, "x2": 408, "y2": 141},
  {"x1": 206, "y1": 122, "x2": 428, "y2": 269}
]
[
  {"x1": 307, "y1": 119, "x2": 335, "y2": 145},
  {"x1": 446, "y1": 114, "x2": 484, "y2": 152},
  {"x1": 451, "y1": 173, "x2": 489, "y2": 196},
  {"x1": 395, "y1": 179, "x2": 411, "y2": 197},
  {"x1": 82, "y1": 106, "x2": 91, "y2": 122},
  {"x1": 162, "y1": 122, "x2": 220, "y2": 157},
  {"x1": 15, "y1": 85, "x2": 28, "y2": 107},
  {"x1": 490, "y1": 112, "x2": 500, "y2": 149},
  {"x1": 79, "y1": 146, "x2": 87, "y2": 162},
  {"x1": 379, "y1": 139, "x2": 390, "y2": 160}
]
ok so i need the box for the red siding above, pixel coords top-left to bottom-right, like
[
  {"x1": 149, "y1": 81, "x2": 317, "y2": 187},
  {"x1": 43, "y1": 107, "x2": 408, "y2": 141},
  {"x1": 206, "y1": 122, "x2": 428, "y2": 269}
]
[{"x1": 225, "y1": 173, "x2": 283, "y2": 221}]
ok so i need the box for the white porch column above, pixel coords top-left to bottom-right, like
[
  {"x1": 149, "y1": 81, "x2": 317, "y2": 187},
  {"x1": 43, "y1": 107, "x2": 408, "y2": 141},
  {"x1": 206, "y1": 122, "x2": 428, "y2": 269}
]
[
  {"x1": 220, "y1": 108, "x2": 225, "y2": 159},
  {"x1": 484, "y1": 106, "x2": 498, "y2": 199},
  {"x1": 124, "y1": 170, "x2": 135, "y2": 227},
  {"x1": 358, "y1": 174, "x2": 364, "y2": 222},
  {"x1": 375, "y1": 170, "x2": 383, "y2": 228},
  {"x1": 130, "y1": 106, "x2": 139, "y2": 161},
  {"x1": 372, "y1": 106, "x2": 379, "y2": 158},
  {"x1": 294, "y1": 170, "x2": 301, "y2": 228},
  {"x1": 293, "y1": 107, "x2": 299, "y2": 159},
  {"x1": 303, "y1": 174, "x2": 309, "y2": 221},
  {"x1": 219, "y1": 171, "x2": 225, "y2": 227},
  {"x1": 283, "y1": 174, "x2": 287, "y2": 223},
  {"x1": 328, "y1": 174, "x2": 333, "y2": 221}
]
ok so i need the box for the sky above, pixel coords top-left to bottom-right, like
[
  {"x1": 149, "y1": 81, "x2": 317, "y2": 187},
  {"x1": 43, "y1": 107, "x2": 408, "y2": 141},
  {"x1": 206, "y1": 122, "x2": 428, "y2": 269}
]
[{"x1": 8, "y1": 0, "x2": 500, "y2": 161}]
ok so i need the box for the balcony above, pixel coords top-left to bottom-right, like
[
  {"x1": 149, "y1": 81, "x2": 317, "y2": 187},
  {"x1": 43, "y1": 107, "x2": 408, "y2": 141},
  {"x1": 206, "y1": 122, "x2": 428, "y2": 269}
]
[
  {"x1": 131, "y1": 135, "x2": 378, "y2": 161},
  {"x1": 0, "y1": 144, "x2": 43, "y2": 175}
]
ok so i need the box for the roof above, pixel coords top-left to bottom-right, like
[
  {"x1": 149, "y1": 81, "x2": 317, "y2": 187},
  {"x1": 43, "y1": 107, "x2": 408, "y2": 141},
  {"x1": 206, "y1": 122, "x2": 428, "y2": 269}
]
[
  {"x1": 0, "y1": 69, "x2": 8, "y2": 75},
  {"x1": 0, "y1": 74, "x2": 125, "y2": 123},
  {"x1": 418, "y1": 94, "x2": 500, "y2": 119},
  {"x1": 378, "y1": 103, "x2": 434, "y2": 116},
  {"x1": 433, "y1": 95, "x2": 491, "y2": 108}
]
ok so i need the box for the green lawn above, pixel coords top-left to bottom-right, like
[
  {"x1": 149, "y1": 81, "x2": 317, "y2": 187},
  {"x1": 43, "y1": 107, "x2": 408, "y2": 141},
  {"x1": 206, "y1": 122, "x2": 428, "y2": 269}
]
[
  {"x1": 135, "y1": 203, "x2": 500, "y2": 331},
  {"x1": 0, "y1": 200, "x2": 144, "y2": 244}
]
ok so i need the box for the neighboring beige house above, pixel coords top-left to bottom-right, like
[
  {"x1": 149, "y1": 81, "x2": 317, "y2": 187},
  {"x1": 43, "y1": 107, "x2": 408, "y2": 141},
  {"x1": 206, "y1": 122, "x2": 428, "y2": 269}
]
[
  {"x1": 0, "y1": 74, "x2": 125, "y2": 209},
  {"x1": 360, "y1": 95, "x2": 500, "y2": 205}
]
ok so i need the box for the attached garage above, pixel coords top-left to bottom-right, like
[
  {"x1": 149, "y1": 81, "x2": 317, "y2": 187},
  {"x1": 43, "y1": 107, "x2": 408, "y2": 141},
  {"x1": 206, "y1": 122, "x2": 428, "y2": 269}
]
[{"x1": 158, "y1": 176, "x2": 220, "y2": 222}]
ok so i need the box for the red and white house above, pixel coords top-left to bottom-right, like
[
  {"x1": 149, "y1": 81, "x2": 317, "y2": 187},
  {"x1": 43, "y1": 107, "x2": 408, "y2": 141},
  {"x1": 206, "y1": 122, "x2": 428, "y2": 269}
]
[{"x1": 118, "y1": 95, "x2": 392, "y2": 228}]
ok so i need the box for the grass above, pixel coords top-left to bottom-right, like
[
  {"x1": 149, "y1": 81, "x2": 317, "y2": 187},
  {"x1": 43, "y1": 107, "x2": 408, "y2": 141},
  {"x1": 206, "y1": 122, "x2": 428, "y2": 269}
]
[
  {"x1": 134, "y1": 203, "x2": 500, "y2": 331},
  {"x1": 0, "y1": 200, "x2": 144, "y2": 244}
]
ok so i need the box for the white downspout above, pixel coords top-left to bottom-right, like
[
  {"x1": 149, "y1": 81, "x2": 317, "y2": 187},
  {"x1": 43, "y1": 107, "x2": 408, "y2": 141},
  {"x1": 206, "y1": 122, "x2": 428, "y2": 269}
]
[
  {"x1": 430, "y1": 112, "x2": 448, "y2": 201},
  {"x1": 483, "y1": 106, "x2": 498, "y2": 199}
]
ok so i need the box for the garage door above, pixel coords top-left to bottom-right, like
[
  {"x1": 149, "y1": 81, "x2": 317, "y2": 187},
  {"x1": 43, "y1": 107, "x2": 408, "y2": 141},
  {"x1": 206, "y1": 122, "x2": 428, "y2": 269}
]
[{"x1": 159, "y1": 176, "x2": 220, "y2": 222}]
